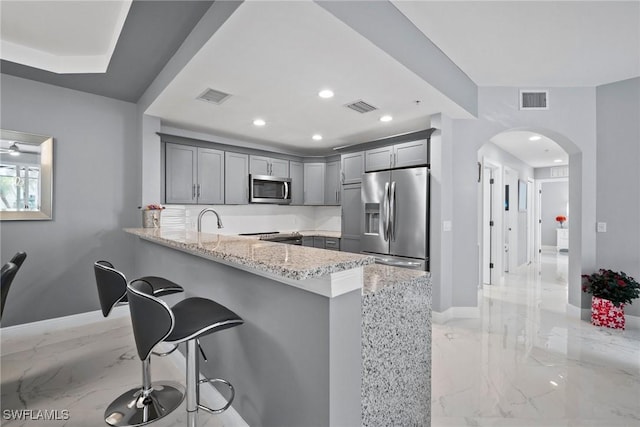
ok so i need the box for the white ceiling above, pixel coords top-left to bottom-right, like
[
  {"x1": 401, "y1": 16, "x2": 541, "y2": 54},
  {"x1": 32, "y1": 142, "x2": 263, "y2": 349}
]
[
  {"x1": 146, "y1": 0, "x2": 472, "y2": 155},
  {"x1": 2, "y1": 1, "x2": 639, "y2": 161},
  {"x1": 0, "y1": 0, "x2": 131, "y2": 73},
  {"x1": 491, "y1": 131, "x2": 568, "y2": 168},
  {"x1": 393, "y1": 0, "x2": 640, "y2": 87}
]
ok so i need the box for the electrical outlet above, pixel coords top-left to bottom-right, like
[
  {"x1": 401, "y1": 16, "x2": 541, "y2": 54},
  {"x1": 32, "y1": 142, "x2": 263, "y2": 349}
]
[{"x1": 597, "y1": 222, "x2": 607, "y2": 233}]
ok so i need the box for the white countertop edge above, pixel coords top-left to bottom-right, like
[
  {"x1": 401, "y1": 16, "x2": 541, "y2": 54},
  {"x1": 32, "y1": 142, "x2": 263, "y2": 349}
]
[{"x1": 134, "y1": 234, "x2": 362, "y2": 298}]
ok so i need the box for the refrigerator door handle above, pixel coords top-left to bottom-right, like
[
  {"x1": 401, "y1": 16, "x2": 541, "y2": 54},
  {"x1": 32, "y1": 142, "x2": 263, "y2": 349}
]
[
  {"x1": 390, "y1": 181, "x2": 396, "y2": 241},
  {"x1": 383, "y1": 182, "x2": 390, "y2": 241}
]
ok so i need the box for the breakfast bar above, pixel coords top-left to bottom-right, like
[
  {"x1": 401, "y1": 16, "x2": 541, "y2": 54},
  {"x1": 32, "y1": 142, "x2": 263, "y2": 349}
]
[{"x1": 126, "y1": 228, "x2": 431, "y2": 426}]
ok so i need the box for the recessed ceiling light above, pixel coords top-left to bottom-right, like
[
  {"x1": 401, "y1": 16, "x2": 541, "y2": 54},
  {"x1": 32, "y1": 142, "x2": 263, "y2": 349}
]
[
  {"x1": 318, "y1": 89, "x2": 334, "y2": 99},
  {"x1": 554, "y1": 159, "x2": 563, "y2": 163},
  {"x1": 380, "y1": 115, "x2": 393, "y2": 122},
  {"x1": 253, "y1": 119, "x2": 266, "y2": 127},
  {"x1": 312, "y1": 134, "x2": 323, "y2": 141},
  {"x1": 529, "y1": 135, "x2": 542, "y2": 141}
]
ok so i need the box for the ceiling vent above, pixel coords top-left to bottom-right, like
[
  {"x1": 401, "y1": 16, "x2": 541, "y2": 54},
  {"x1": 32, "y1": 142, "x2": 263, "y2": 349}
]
[
  {"x1": 519, "y1": 90, "x2": 549, "y2": 110},
  {"x1": 345, "y1": 100, "x2": 378, "y2": 114},
  {"x1": 197, "y1": 88, "x2": 231, "y2": 105}
]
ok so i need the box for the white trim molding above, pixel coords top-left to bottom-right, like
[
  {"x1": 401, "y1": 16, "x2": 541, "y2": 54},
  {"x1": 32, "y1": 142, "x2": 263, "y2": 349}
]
[{"x1": 432, "y1": 306, "x2": 480, "y2": 324}]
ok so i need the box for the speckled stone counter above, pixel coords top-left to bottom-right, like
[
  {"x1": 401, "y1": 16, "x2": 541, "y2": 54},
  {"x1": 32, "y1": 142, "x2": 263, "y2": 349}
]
[
  {"x1": 361, "y1": 264, "x2": 432, "y2": 426},
  {"x1": 125, "y1": 227, "x2": 372, "y2": 283}
]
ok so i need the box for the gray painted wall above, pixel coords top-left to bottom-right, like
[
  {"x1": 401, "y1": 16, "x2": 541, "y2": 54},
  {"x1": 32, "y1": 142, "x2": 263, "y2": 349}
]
[
  {"x1": 541, "y1": 180, "x2": 569, "y2": 246},
  {"x1": 596, "y1": 77, "x2": 640, "y2": 317},
  {"x1": 449, "y1": 86, "x2": 597, "y2": 313},
  {"x1": 0, "y1": 74, "x2": 140, "y2": 326}
]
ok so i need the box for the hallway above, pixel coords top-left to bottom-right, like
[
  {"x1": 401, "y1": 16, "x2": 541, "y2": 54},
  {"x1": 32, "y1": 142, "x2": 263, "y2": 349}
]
[{"x1": 432, "y1": 251, "x2": 640, "y2": 426}]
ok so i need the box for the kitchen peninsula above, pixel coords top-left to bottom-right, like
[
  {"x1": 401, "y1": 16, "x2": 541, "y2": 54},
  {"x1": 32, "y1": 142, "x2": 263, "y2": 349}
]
[{"x1": 126, "y1": 228, "x2": 431, "y2": 426}]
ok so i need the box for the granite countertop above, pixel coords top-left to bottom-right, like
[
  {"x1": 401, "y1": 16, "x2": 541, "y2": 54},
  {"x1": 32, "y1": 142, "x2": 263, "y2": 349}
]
[
  {"x1": 125, "y1": 228, "x2": 372, "y2": 281},
  {"x1": 362, "y1": 264, "x2": 430, "y2": 295}
]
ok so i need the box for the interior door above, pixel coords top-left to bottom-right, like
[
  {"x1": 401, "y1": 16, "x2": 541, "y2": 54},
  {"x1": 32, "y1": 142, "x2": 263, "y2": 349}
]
[
  {"x1": 389, "y1": 167, "x2": 427, "y2": 259},
  {"x1": 361, "y1": 170, "x2": 390, "y2": 255}
]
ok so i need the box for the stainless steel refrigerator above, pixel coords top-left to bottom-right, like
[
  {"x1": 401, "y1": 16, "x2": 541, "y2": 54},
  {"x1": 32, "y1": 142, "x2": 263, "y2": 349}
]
[{"x1": 361, "y1": 166, "x2": 429, "y2": 270}]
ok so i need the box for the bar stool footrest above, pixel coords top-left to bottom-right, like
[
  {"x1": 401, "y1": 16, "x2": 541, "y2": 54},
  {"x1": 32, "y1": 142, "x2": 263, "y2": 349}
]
[{"x1": 197, "y1": 378, "x2": 235, "y2": 414}]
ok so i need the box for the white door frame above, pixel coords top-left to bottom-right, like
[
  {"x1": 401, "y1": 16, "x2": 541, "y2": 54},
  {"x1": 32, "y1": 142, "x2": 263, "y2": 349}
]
[{"x1": 481, "y1": 158, "x2": 503, "y2": 283}]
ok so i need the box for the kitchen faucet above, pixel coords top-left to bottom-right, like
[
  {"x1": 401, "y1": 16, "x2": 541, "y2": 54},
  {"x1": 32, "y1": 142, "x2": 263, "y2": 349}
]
[{"x1": 197, "y1": 208, "x2": 223, "y2": 232}]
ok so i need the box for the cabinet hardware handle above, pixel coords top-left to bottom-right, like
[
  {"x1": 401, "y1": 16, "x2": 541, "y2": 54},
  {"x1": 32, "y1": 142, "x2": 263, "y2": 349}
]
[
  {"x1": 197, "y1": 184, "x2": 201, "y2": 198},
  {"x1": 193, "y1": 184, "x2": 196, "y2": 199}
]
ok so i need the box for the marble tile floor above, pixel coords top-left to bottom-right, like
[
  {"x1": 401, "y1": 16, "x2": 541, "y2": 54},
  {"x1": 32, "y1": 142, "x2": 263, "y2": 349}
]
[
  {"x1": 1, "y1": 315, "x2": 226, "y2": 427},
  {"x1": 432, "y1": 251, "x2": 640, "y2": 427},
  {"x1": 2, "y1": 250, "x2": 639, "y2": 427}
]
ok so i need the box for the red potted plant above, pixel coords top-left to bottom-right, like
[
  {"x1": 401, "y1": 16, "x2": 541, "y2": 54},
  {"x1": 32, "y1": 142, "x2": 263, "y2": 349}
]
[{"x1": 582, "y1": 269, "x2": 640, "y2": 329}]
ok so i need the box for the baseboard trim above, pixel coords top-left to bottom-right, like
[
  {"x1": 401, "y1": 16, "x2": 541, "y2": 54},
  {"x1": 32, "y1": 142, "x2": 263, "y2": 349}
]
[
  {"x1": 433, "y1": 306, "x2": 480, "y2": 324},
  {"x1": 0, "y1": 305, "x2": 130, "y2": 340},
  {"x1": 163, "y1": 344, "x2": 249, "y2": 427},
  {"x1": 625, "y1": 314, "x2": 640, "y2": 330}
]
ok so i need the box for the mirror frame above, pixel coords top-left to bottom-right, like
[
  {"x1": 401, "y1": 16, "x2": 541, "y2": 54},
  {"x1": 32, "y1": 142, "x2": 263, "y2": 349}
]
[{"x1": 0, "y1": 129, "x2": 53, "y2": 221}]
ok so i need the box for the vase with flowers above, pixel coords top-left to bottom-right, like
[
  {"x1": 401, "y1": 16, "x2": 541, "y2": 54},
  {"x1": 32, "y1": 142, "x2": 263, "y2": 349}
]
[
  {"x1": 139, "y1": 204, "x2": 165, "y2": 228},
  {"x1": 555, "y1": 215, "x2": 567, "y2": 228},
  {"x1": 582, "y1": 269, "x2": 640, "y2": 329}
]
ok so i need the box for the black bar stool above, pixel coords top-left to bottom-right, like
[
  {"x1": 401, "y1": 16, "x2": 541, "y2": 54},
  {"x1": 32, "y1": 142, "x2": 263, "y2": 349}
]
[
  {"x1": 1, "y1": 252, "x2": 27, "y2": 321},
  {"x1": 127, "y1": 279, "x2": 243, "y2": 427},
  {"x1": 93, "y1": 261, "x2": 185, "y2": 426}
]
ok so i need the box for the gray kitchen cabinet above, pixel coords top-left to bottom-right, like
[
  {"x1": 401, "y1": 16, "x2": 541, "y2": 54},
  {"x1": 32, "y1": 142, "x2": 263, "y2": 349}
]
[
  {"x1": 340, "y1": 237, "x2": 361, "y2": 254},
  {"x1": 289, "y1": 161, "x2": 304, "y2": 205},
  {"x1": 324, "y1": 160, "x2": 341, "y2": 206},
  {"x1": 313, "y1": 236, "x2": 326, "y2": 248},
  {"x1": 225, "y1": 152, "x2": 249, "y2": 205},
  {"x1": 303, "y1": 162, "x2": 325, "y2": 205},
  {"x1": 249, "y1": 155, "x2": 289, "y2": 177},
  {"x1": 302, "y1": 236, "x2": 314, "y2": 247},
  {"x1": 341, "y1": 151, "x2": 364, "y2": 184},
  {"x1": 324, "y1": 237, "x2": 340, "y2": 251},
  {"x1": 340, "y1": 183, "x2": 362, "y2": 253},
  {"x1": 165, "y1": 143, "x2": 223, "y2": 204},
  {"x1": 365, "y1": 139, "x2": 428, "y2": 171}
]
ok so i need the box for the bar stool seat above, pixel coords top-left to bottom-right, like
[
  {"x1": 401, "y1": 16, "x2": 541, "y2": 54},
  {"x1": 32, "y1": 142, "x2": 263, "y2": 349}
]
[
  {"x1": 93, "y1": 261, "x2": 185, "y2": 427},
  {"x1": 127, "y1": 280, "x2": 243, "y2": 427}
]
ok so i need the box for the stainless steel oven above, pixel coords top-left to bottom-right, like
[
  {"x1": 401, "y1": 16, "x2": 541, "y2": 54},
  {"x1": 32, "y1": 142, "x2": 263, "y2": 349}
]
[{"x1": 250, "y1": 175, "x2": 292, "y2": 204}]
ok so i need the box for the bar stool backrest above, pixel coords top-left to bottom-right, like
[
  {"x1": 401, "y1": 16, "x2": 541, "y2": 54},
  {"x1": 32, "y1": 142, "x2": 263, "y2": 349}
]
[
  {"x1": 1, "y1": 262, "x2": 19, "y2": 320},
  {"x1": 94, "y1": 261, "x2": 128, "y2": 318},
  {"x1": 10, "y1": 252, "x2": 27, "y2": 270},
  {"x1": 127, "y1": 279, "x2": 175, "y2": 361}
]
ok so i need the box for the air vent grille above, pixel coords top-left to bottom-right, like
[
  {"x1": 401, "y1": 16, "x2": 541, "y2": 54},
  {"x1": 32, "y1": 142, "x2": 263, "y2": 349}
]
[
  {"x1": 345, "y1": 100, "x2": 377, "y2": 114},
  {"x1": 520, "y1": 90, "x2": 549, "y2": 110},
  {"x1": 197, "y1": 88, "x2": 231, "y2": 105}
]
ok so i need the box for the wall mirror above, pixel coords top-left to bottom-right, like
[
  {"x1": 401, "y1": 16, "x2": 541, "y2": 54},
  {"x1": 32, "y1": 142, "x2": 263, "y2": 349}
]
[{"x1": 0, "y1": 129, "x2": 53, "y2": 220}]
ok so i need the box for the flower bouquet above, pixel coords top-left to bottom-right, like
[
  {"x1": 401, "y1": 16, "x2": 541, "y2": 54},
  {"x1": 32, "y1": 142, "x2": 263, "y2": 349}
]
[
  {"x1": 582, "y1": 269, "x2": 640, "y2": 329},
  {"x1": 139, "y1": 204, "x2": 165, "y2": 228},
  {"x1": 555, "y1": 215, "x2": 567, "y2": 228}
]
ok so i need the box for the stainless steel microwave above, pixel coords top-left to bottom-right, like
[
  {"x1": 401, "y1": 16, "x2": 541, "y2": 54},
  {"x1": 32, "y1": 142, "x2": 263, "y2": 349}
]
[{"x1": 249, "y1": 175, "x2": 292, "y2": 204}]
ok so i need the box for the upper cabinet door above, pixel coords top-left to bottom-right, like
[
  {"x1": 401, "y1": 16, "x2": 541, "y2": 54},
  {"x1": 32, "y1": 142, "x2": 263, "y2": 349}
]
[
  {"x1": 249, "y1": 155, "x2": 270, "y2": 176},
  {"x1": 393, "y1": 140, "x2": 428, "y2": 169},
  {"x1": 270, "y1": 158, "x2": 289, "y2": 178},
  {"x1": 365, "y1": 146, "x2": 393, "y2": 172},
  {"x1": 324, "y1": 161, "x2": 341, "y2": 205},
  {"x1": 303, "y1": 163, "x2": 325, "y2": 205},
  {"x1": 289, "y1": 161, "x2": 304, "y2": 205},
  {"x1": 197, "y1": 148, "x2": 224, "y2": 205},
  {"x1": 225, "y1": 152, "x2": 249, "y2": 205},
  {"x1": 341, "y1": 152, "x2": 364, "y2": 184},
  {"x1": 165, "y1": 143, "x2": 197, "y2": 204}
]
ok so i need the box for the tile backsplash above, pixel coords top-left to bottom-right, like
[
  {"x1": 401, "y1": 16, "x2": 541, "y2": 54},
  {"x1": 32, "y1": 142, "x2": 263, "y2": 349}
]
[{"x1": 161, "y1": 204, "x2": 341, "y2": 234}]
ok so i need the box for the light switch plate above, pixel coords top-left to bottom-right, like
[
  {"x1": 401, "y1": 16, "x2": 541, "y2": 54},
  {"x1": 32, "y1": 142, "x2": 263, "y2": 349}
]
[
  {"x1": 597, "y1": 222, "x2": 607, "y2": 233},
  {"x1": 443, "y1": 220, "x2": 452, "y2": 232}
]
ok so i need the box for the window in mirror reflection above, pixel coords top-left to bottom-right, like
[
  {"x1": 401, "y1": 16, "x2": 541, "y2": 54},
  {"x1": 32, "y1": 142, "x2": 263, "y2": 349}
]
[{"x1": 0, "y1": 130, "x2": 52, "y2": 220}]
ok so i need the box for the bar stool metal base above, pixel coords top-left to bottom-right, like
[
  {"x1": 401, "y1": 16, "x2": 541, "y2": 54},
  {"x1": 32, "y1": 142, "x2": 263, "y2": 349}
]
[{"x1": 104, "y1": 381, "x2": 184, "y2": 427}]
